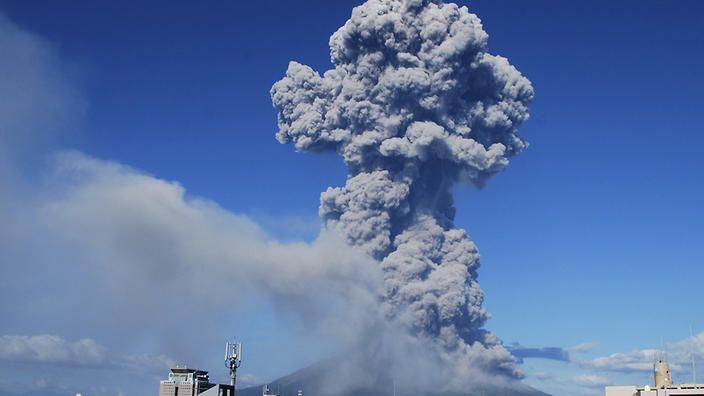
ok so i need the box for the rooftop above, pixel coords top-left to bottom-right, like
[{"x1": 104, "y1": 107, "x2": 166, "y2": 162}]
[{"x1": 170, "y1": 367, "x2": 209, "y2": 375}]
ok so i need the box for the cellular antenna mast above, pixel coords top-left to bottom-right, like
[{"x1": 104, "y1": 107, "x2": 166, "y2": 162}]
[{"x1": 225, "y1": 338, "x2": 243, "y2": 392}]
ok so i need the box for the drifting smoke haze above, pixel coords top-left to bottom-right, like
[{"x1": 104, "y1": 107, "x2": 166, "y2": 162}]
[
  {"x1": 271, "y1": 0, "x2": 533, "y2": 392},
  {"x1": 0, "y1": 12, "x2": 385, "y2": 393}
]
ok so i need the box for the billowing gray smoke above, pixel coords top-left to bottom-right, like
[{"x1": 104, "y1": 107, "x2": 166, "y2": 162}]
[{"x1": 271, "y1": 0, "x2": 533, "y2": 388}]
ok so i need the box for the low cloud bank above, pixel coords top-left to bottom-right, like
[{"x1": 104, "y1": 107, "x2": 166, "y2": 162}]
[
  {"x1": 514, "y1": 333, "x2": 704, "y2": 395},
  {"x1": 0, "y1": 335, "x2": 173, "y2": 370},
  {"x1": 581, "y1": 333, "x2": 704, "y2": 374}
]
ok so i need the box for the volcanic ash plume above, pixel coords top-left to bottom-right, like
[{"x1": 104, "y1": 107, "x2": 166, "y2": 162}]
[{"x1": 271, "y1": 0, "x2": 533, "y2": 383}]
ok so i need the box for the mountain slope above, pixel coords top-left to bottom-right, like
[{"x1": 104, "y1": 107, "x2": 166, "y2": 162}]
[{"x1": 236, "y1": 359, "x2": 550, "y2": 396}]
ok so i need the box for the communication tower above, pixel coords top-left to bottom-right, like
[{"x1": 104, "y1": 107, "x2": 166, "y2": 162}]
[{"x1": 225, "y1": 339, "x2": 243, "y2": 391}]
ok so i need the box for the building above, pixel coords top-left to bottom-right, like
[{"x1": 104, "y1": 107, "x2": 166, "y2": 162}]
[
  {"x1": 605, "y1": 360, "x2": 703, "y2": 396},
  {"x1": 605, "y1": 385, "x2": 704, "y2": 396},
  {"x1": 261, "y1": 384, "x2": 303, "y2": 396},
  {"x1": 159, "y1": 367, "x2": 234, "y2": 396},
  {"x1": 262, "y1": 384, "x2": 280, "y2": 396}
]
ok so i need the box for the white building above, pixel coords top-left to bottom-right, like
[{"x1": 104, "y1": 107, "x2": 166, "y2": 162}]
[
  {"x1": 605, "y1": 385, "x2": 704, "y2": 396},
  {"x1": 605, "y1": 360, "x2": 703, "y2": 396},
  {"x1": 159, "y1": 367, "x2": 234, "y2": 396}
]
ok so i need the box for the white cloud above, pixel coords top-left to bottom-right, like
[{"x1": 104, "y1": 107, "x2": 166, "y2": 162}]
[
  {"x1": 237, "y1": 373, "x2": 265, "y2": 388},
  {"x1": 518, "y1": 334, "x2": 704, "y2": 394},
  {"x1": 668, "y1": 331, "x2": 704, "y2": 363},
  {"x1": 569, "y1": 342, "x2": 599, "y2": 353},
  {"x1": 576, "y1": 387, "x2": 604, "y2": 396},
  {"x1": 0, "y1": 334, "x2": 173, "y2": 371},
  {"x1": 572, "y1": 374, "x2": 611, "y2": 387},
  {"x1": 0, "y1": 335, "x2": 105, "y2": 366},
  {"x1": 581, "y1": 349, "x2": 659, "y2": 372},
  {"x1": 580, "y1": 331, "x2": 704, "y2": 374}
]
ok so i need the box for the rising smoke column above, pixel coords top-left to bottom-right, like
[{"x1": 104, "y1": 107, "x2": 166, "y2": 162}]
[{"x1": 271, "y1": 0, "x2": 533, "y2": 379}]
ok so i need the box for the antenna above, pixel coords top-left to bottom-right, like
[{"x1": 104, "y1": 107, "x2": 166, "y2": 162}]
[
  {"x1": 691, "y1": 326, "x2": 697, "y2": 389},
  {"x1": 226, "y1": 338, "x2": 243, "y2": 394}
]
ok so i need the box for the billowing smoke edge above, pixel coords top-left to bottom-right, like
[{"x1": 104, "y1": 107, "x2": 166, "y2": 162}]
[{"x1": 271, "y1": 0, "x2": 534, "y2": 393}]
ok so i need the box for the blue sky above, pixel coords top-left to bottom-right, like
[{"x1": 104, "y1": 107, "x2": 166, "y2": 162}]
[{"x1": 1, "y1": 1, "x2": 703, "y2": 395}]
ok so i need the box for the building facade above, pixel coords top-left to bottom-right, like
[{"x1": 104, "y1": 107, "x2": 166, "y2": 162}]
[
  {"x1": 605, "y1": 361, "x2": 703, "y2": 396},
  {"x1": 159, "y1": 367, "x2": 234, "y2": 396},
  {"x1": 605, "y1": 385, "x2": 704, "y2": 396}
]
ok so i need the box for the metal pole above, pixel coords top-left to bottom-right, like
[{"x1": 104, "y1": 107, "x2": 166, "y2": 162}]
[{"x1": 692, "y1": 326, "x2": 697, "y2": 389}]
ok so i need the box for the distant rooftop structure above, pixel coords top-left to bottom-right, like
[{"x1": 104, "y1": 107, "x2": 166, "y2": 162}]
[
  {"x1": 261, "y1": 383, "x2": 302, "y2": 396},
  {"x1": 605, "y1": 357, "x2": 703, "y2": 396},
  {"x1": 262, "y1": 384, "x2": 280, "y2": 396},
  {"x1": 159, "y1": 367, "x2": 234, "y2": 396},
  {"x1": 605, "y1": 384, "x2": 704, "y2": 396},
  {"x1": 159, "y1": 337, "x2": 243, "y2": 396}
]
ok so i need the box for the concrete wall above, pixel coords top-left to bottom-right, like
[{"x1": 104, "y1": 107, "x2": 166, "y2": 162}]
[
  {"x1": 606, "y1": 385, "x2": 704, "y2": 396},
  {"x1": 606, "y1": 386, "x2": 637, "y2": 396},
  {"x1": 158, "y1": 383, "x2": 195, "y2": 396}
]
